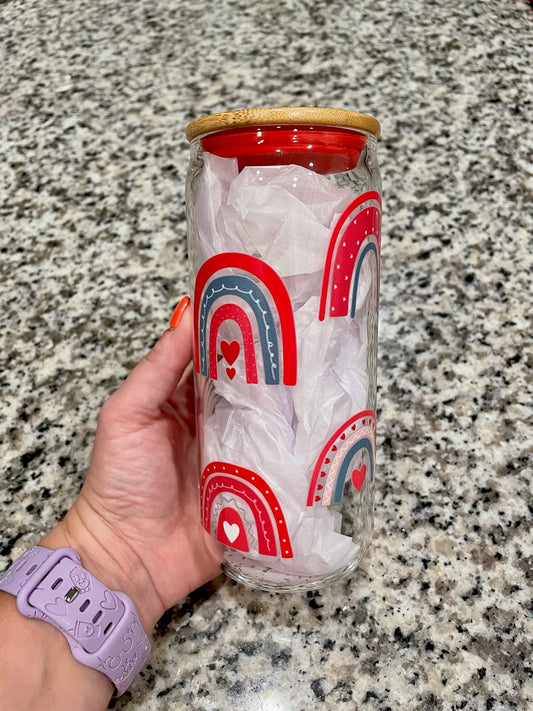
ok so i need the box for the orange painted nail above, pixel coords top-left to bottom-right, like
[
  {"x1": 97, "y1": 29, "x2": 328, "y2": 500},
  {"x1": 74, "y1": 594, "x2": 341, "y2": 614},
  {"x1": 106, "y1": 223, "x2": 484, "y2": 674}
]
[{"x1": 169, "y1": 296, "x2": 191, "y2": 329}]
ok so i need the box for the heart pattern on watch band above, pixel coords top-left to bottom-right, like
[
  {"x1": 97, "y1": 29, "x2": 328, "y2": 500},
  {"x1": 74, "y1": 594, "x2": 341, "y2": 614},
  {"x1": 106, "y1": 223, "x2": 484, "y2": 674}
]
[{"x1": 0, "y1": 546, "x2": 151, "y2": 697}]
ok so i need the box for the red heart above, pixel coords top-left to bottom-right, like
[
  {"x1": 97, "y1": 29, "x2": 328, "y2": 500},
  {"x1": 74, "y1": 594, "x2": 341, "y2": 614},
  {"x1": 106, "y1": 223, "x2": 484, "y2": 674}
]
[
  {"x1": 331, "y1": 445, "x2": 337, "y2": 452},
  {"x1": 340, "y1": 433, "x2": 345, "y2": 440},
  {"x1": 226, "y1": 367, "x2": 236, "y2": 380},
  {"x1": 317, "y1": 484, "x2": 323, "y2": 490},
  {"x1": 320, "y1": 470, "x2": 327, "y2": 478},
  {"x1": 221, "y1": 340, "x2": 240, "y2": 365},
  {"x1": 324, "y1": 458, "x2": 330, "y2": 464},
  {"x1": 315, "y1": 495, "x2": 321, "y2": 502},
  {"x1": 351, "y1": 464, "x2": 367, "y2": 492}
]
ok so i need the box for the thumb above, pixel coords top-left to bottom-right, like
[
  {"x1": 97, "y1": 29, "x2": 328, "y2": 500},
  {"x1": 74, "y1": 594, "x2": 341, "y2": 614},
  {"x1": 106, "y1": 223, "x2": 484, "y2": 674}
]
[{"x1": 114, "y1": 298, "x2": 193, "y2": 413}]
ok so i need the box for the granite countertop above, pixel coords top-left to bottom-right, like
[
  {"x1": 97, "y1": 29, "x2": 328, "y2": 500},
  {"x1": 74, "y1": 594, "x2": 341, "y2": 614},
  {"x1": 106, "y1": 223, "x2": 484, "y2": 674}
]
[{"x1": 1, "y1": 0, "x2": 532, "y2": 709}]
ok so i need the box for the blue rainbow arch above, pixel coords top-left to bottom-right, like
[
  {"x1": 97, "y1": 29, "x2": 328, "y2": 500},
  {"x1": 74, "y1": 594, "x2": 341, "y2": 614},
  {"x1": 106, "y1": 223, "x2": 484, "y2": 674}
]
[
  {"x1": 350, "y1": 242, "x2": 379, "y2": 318},
  {"x1": 198, "y1": 275, "x2": 279, "y2": 384},
  {"x1": 332, "y1": 437, "x2": 374, "y2": 503}
]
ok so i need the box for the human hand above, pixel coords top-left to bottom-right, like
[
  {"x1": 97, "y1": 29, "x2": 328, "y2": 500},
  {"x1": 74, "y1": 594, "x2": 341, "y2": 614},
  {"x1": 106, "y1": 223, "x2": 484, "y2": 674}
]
[{"x1": 42, "y1": 298, "x2": 222, "y2": 632}]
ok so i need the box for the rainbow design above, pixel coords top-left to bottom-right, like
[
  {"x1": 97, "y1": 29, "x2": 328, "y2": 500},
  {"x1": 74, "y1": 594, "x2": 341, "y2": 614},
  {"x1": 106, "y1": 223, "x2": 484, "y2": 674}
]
[
  {"x1": 319, "y1": 191, "x2": 381, "y2": 320},
  {"x1": 307, "y1": 410, "x2": 376, "y2": 506},
  {"x1": 194, "y1": 253, "x2": 297, "y2": 385},
  {"x1": 201, "y1": 461, "x2": 293, "y2": 558},
  {"x1": 208, "y1": 304, "x2": 258, "y2": 382}
]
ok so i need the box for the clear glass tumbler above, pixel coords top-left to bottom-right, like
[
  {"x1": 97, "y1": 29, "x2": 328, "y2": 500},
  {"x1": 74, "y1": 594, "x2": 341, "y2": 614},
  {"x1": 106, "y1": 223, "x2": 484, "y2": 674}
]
[{"x1": 185, "y1": 107, "x2": 381, "y2": 591}]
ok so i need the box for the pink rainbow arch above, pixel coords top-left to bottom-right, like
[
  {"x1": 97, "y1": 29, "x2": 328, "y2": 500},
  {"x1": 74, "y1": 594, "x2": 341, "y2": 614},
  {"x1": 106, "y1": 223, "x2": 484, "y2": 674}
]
[
  {"x1": 208, "y1": 303, "x2": 258, "y2": 383},
  {"x1": 319, "y1": 191, "x2": 381, "y2": 321},
  {"x1": 201, "y1": 461, "x2": 293, "y2": 558},
  {"x1": 307, "y1": 409, "x2": 376, "y2": 506}
]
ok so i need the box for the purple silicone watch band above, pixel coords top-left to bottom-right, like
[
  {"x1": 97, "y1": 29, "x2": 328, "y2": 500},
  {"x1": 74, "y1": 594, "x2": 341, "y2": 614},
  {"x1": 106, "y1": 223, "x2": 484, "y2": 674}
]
[{"x1": 0, "y1": 546, "x2": 151, "y2": 696}]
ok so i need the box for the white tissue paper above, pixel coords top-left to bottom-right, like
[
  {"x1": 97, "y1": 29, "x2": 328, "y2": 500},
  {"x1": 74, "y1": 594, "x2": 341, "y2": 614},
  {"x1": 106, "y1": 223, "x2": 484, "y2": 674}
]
[{"x1": 195, "y1": 153, "x2": 374, "y2": 583}]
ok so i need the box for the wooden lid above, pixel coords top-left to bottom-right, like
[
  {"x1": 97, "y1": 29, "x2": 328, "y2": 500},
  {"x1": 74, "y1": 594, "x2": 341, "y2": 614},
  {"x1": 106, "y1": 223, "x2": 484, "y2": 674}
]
[{"x1": 186, "y1": 106, "x2": 380, "y2": 141}]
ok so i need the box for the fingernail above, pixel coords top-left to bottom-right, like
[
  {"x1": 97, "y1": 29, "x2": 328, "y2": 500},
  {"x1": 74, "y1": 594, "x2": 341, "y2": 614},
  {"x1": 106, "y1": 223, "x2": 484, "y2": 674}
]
[{"x1": 169, "y1": 296, "x2": 191, "y2": 329}]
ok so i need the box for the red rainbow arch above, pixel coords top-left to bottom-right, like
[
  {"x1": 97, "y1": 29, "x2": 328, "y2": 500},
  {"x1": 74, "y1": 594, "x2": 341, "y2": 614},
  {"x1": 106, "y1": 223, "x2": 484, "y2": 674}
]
[
  {"x1": 201, "y1": 461, "x2": 293, "y2": 558},
  {"x1": 208, "y1": 303, "x2": 258, "y2": 383},
  {"x1": 307, "y1": 409, "x2": 376, "y2": 506},
  {"x1": 319, "y1": 190, "x2": 381, "y2": 321},
  {"x1": 194, "y1": 252, "x2": 297, "y2": 385}
]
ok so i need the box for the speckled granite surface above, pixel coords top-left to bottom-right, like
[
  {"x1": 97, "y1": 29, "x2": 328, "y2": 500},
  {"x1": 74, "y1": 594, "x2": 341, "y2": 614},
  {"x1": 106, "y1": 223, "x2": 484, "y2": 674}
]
[{"x1": 1, "y1": 0, "x2": 532, "y2": 709}]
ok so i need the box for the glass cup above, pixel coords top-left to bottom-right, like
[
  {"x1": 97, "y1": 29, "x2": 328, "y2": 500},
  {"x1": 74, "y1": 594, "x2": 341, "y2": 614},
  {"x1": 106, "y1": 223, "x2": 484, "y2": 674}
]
[{"x1": 185, "y1": 107, "x2": 381, "y2": 592}]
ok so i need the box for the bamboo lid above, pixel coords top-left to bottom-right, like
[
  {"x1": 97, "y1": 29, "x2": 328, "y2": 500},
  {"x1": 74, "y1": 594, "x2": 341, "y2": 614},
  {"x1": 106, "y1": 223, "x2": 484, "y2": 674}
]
[{"x1": 186, "y1": 106, "x2": 380, "y2": 141}]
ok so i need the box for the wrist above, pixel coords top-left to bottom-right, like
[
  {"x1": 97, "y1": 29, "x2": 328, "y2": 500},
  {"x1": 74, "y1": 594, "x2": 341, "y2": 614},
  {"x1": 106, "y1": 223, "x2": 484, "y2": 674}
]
[
  {"x1": 0, "y1": 588, "x2": 115, "y2": 711},
  {"x1": 40, "y1": 498, "x2": 162, "y2": 634},
  {"x1": 0, "y1": 535, "x2": 153, "y2": 705}
]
